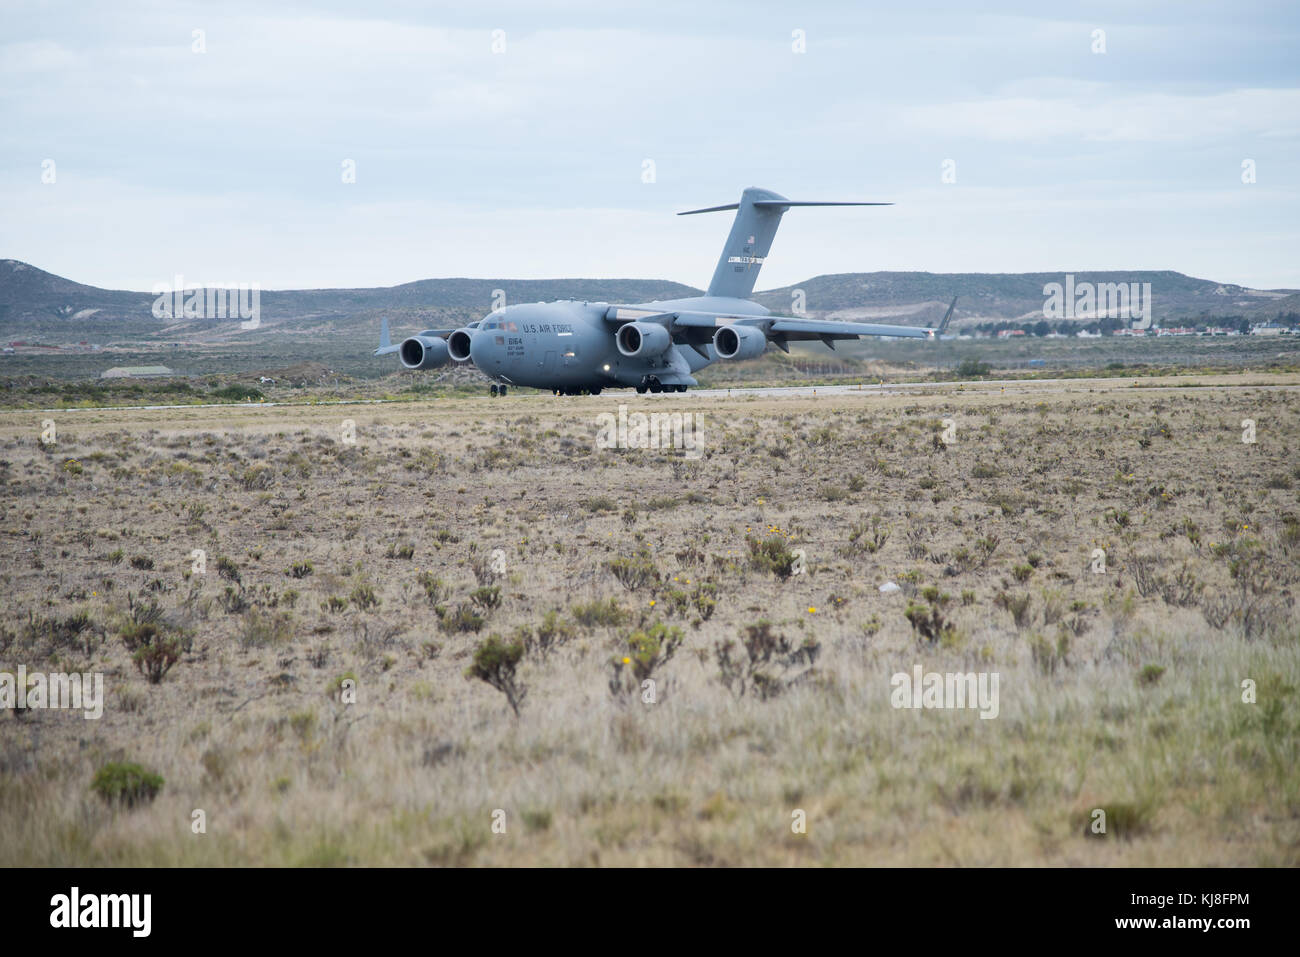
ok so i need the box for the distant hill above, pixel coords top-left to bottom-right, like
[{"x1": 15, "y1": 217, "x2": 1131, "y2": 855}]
[
  {"x1": 1, "y1": 259, "x2": 1296, "y2": 346},
  {"x1": 0, "y1": 260, "x2": 702, "y2": 343},
  {"x1": 0, "y1": 261, "x2": 158, "y2": 335},
  {"x1": 752, "y1": 271, "x2": 1300, "y2": 327}
]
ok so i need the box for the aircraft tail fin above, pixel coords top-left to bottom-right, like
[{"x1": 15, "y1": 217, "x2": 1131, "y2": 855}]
[{"x1": 679, "y1": 188, "x2": 891, "y2": 299}]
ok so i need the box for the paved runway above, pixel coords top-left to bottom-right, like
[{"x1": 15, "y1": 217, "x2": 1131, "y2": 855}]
[{"x1": 23, "y1": 374, "x2": 1299, "y2": 415}]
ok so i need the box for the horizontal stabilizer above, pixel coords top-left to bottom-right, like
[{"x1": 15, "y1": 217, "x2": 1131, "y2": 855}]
[
  {"x1": 754, "y1": 200, "x2": 892, "y2": 208},
  {"x1": 678, "y1": 200, "x2": 892, "y2": 215}
]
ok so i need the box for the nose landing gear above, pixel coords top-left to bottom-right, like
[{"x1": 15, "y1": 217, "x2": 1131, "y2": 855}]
[{"x1": 490, "y1": 384, "x2": 508, "y2": 397}]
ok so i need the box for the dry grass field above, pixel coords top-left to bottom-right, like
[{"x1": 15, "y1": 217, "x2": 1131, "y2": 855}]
[{"x1": 1, "y1": 372, "x2": 1298, "y2": 866}]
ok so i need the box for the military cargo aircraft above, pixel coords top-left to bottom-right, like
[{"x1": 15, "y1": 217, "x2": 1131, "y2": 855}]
[{"x1": 377, "y1": 187, "x2": 955, "y2": 395}]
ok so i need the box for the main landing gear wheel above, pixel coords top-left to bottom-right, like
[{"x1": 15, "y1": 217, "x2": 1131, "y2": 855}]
[{"x1": 648, "y1": 376, "x2": 663, "y2": 394}]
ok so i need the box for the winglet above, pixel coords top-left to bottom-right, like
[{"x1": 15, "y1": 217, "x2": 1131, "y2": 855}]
[
  {"x1": 374, "y1": 317, "x2": 399, "y2": 356},
  {"x1": 938, "y1": 296, "x2": 958, "y2": 335}
]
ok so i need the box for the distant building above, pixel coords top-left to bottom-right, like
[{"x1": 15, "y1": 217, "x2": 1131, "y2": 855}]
[
  {"x1": 1250, "y1": 323, "x2": 1288, "y2": 336},
  {"x1": 100, "y1": 365, "x2": 174, "y2": 379}
]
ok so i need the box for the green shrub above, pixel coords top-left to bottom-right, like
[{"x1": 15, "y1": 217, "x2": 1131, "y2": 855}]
[
  {"x1": 466, "y1": 635, "x2": 527, "y2": 716},
  {"x1": 91, "y1": 761, "x2": 163, "y2": 808},
  {"x1": 120, "y1": 614, "x2": 188, "y2": 684},
  {"x1": 715, "y1": 620, "x2": 819, "y2": 700},
  {"x1": 215, "y1": 556, "x2": 241, "y2": 584},
  {"x1": 1138, "y1": 664, "x2": 1166, "y2": 686},
  {"x1": 995, "y1": 590, "x2": 1033, "y2": 629},
  {"x1": 470, "y1": 586, "x2": 501, "y2": 612},
  {"x1": 746, "y1": 534, "x2": 799, "y2": 579},
  {"x1": 571, "y1": 597, "x2": 626, "y2": 628},
  {"x1": 846, "y1": 514, "x2": 890, "y2": 555},
  {"x1": 212, "y1": 384, "x2": 264, "y2": 402},
  {"x1": 437, "y1": 604, "x2": 485, "y2": 634},
  {"x1": 321, "y1": 595, "x2": 348, "y2": 613},
  {"x1": 240, "y1": 466, "x2": 274, "y2": 491},
  {"x1": 240, "y1": 609, "x2": 293, "y2": 648},
  {"x1": 349, "y1": 583, "x2": 380, "y2": 610},
  {"x1": 692, "y1": 582, "x2": 718, "y2": 621},
  {"x1": 386, "y1": 542, "x2": 416, "y2": 560},
  {"x1": 525, "y1": 610, "x2": 575, "y2": 656},
  {"x1": 904, "y1": 586, "x2": 957, "y2": 645},
  {"x1": 607, "y1": 547, "x2": 660, "y2": 591},
  {"x1": 416, "y1": 571, "x2": 449, "y2": 604},
  {"x1": 609, "y1": 621, "x2": 684, "y2": 698}
]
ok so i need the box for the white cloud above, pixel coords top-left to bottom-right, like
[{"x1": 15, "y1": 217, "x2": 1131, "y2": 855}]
[{"x1": 900, "y1": 88, "x2": 1300, "y2": 143}]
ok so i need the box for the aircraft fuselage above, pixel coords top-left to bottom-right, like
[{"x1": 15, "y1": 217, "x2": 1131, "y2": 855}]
[{"x1": 468, "y1": 295, "x2": 768, "y2": 391}]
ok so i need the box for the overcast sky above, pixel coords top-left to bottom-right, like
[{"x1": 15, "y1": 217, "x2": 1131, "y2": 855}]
[{"x1": 2, "y1": 0, "x2": 1298, "y2": 292}]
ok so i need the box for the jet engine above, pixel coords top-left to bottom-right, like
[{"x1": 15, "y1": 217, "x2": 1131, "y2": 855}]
[
  {"x1": 398, "y1": 335, "x2": 451, "y2": 370},
  {"x1": 447, "y1": 328, "x2": 475, "y2": 362},
  {"x1": 616, "y1": 321, "x2": 672, "y2": 358},
  {"x1": 713, "y1": 324, "x2": 767, "y2": 360}
]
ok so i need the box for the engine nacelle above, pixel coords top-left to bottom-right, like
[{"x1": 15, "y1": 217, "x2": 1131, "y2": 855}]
[
  {"x1": 447, "y1": 328, "x2": 475, "y2": 362},
  {"x1": 616, "y1": 321, "x2": 672, "y2": 358},
  {"x1": 713, "y1": 324, "x2": 767, "y2": 360},
  {"x1": 398, "y1": 335, "x2": 451, "y2": 370}
]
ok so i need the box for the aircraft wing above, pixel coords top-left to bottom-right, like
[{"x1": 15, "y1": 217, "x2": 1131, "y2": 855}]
[
  {"x1": 604, "y1": 299, "x2": 958, "y2": 349},
  {"x1": 766, "y1": 297, "x2": 957, "y2": 343},
  {"x1": 374, "y1": 317, "x2": 465, "y2": 357},
  {"x1": 667, "y1": 312, "x2": 937, "y2": 342},
  {"x1": 768, "y1": 317, "x2": 934, "y2": 339}
]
